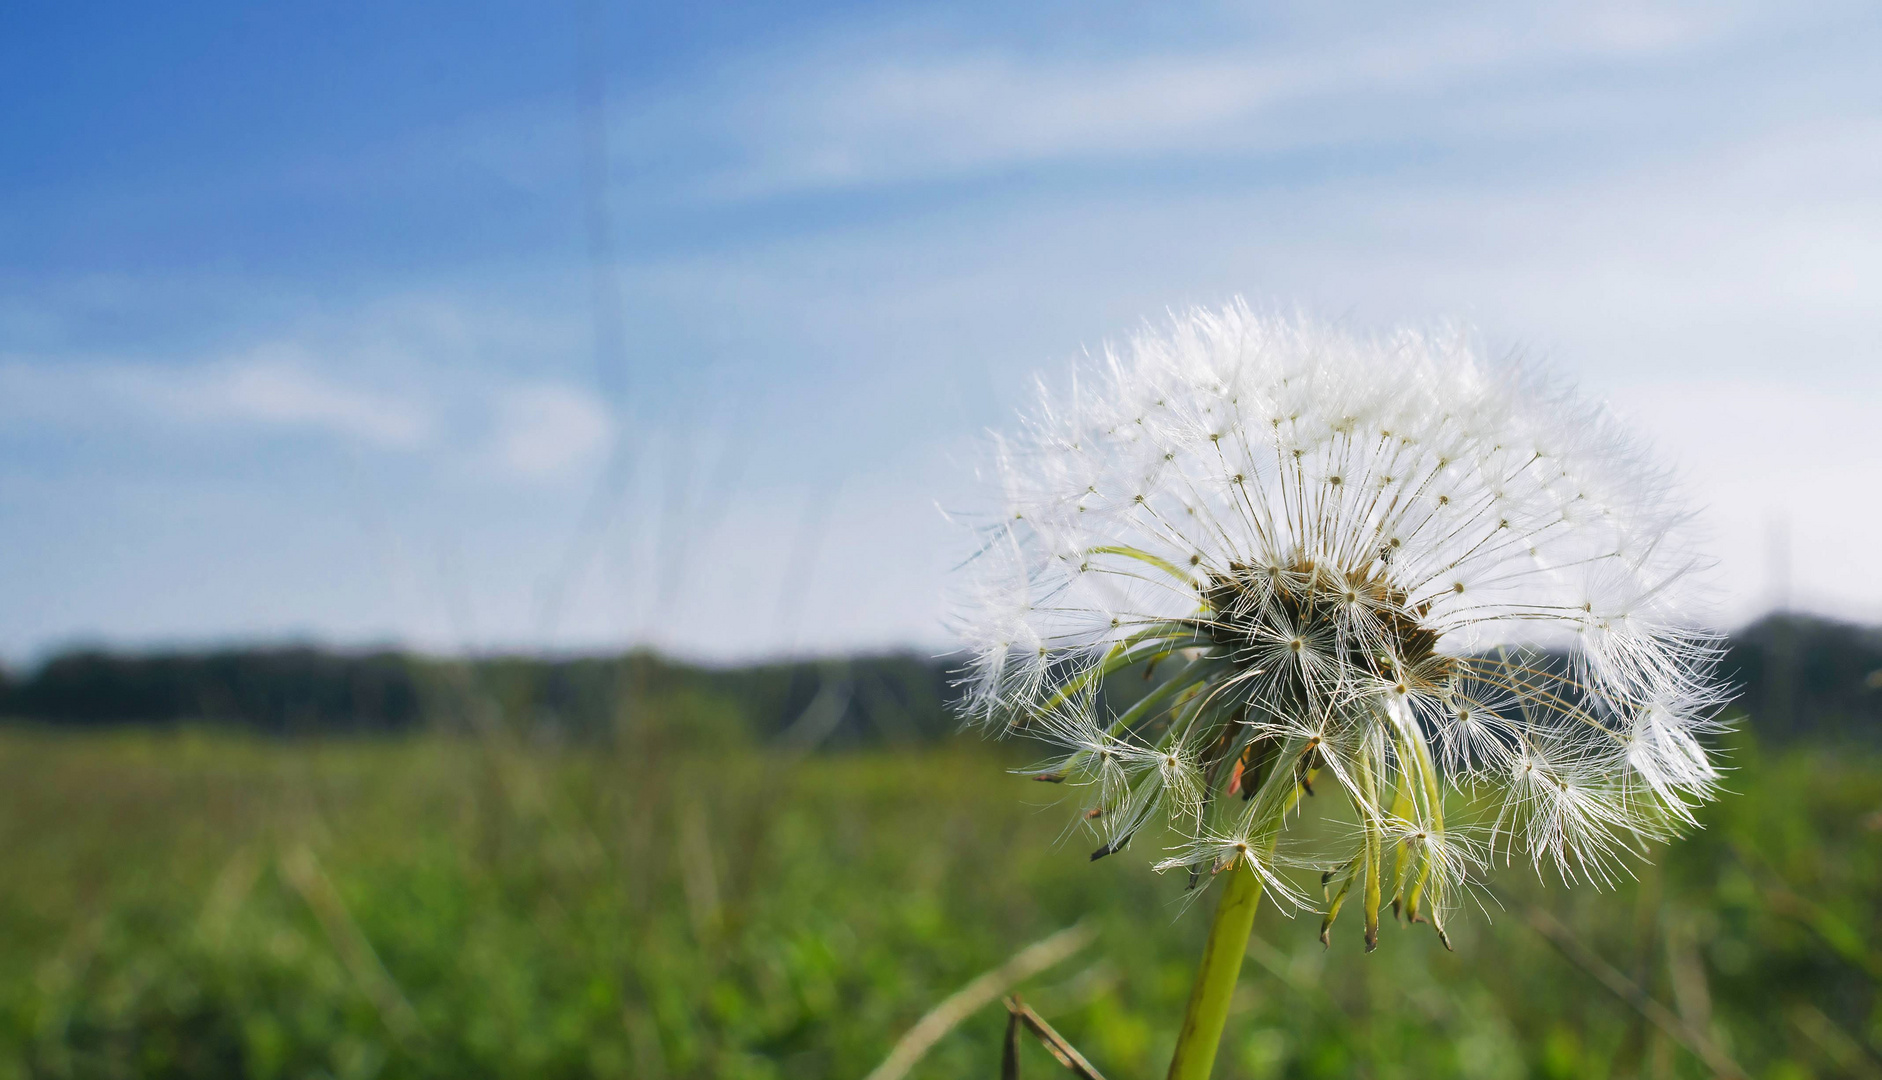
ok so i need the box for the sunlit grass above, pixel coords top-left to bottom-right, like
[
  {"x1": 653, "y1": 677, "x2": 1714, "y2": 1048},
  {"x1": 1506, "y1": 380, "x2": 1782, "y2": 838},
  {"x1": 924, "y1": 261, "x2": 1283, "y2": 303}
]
[{"x1": 0, "y1": 727, "x2": 1874, "y2": 1079}]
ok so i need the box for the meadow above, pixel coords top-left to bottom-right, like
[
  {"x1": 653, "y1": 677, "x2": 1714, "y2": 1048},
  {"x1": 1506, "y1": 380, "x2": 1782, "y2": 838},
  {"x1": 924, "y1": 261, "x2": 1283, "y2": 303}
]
[{"x1": 0, "y1": 722, "x2": 1876, "y2": 1080}]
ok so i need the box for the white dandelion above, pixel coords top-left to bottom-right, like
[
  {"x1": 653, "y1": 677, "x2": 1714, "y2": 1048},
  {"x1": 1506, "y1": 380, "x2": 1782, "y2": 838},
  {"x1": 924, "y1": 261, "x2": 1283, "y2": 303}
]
[{"x1": 951, "y1": 301, "x2": 1730, "y2": 955}]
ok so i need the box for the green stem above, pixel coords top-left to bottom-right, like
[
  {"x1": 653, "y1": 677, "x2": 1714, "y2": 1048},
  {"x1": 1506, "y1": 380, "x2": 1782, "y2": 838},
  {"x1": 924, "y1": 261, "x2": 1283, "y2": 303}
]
[
  {"x1": 1356, "y1": 749, "x2": 1383, "y2": 951},
  {"x1": 1165, "y1": 858, "x2": 1263, "y2": 1080}
]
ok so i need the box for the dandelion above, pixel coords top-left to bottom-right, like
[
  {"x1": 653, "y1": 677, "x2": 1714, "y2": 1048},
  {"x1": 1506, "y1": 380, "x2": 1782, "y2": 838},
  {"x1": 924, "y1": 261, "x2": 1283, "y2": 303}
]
[{"x1": 950, "y1": 302, "x2": 1729, "y2": 1079}]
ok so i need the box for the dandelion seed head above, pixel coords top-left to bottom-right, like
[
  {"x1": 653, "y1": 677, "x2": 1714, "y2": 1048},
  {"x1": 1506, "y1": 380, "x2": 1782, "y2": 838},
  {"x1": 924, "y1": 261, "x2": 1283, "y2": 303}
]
[{"x1": 951, "y1": 302, "x2": 1727, "y2": 942}]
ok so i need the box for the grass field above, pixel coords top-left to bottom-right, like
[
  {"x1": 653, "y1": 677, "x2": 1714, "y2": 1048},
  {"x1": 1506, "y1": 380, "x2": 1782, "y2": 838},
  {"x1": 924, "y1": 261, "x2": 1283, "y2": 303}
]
[{"x1": 0, "y1": 727, "x2": 1876, "y2": 1079}]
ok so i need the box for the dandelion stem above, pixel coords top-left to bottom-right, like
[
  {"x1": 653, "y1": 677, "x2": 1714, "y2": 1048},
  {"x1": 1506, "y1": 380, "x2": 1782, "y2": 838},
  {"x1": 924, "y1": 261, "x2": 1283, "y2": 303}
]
[{"x1": 1165, "y1": 857, "x2": 1263, "y2": 1080}]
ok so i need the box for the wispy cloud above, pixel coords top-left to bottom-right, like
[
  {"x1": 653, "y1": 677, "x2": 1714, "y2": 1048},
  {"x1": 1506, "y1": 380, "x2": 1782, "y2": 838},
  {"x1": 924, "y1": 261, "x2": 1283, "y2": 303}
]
[
  {"x1": 632, "y1": 1, "x2": 1754, "y2": 201},
  {"x1": 0, "y1": 345, "x2": 618, "y2": 488},
  {"x1": 0, "y1": 354, "x2": 433, "y2": 450},
  {"x1": 488, "y1": 384, "x2": 613, "y2": 479},
  {"x1": 172, "y1": 352, "x2": 434, "y2": 448}
]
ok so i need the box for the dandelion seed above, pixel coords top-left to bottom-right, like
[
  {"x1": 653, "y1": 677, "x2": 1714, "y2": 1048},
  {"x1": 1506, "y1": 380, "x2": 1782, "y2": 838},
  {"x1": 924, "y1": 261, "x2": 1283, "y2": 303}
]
[{"x1": 951, "y1": 301, "x2": 1728, "y2": 945}]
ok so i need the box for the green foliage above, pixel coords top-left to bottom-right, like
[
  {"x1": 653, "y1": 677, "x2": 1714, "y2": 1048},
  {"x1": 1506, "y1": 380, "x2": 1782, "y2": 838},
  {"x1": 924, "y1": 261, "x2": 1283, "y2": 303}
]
[{"x1": 0, "y1": 727, "x2": 1876, "y2": 1079}]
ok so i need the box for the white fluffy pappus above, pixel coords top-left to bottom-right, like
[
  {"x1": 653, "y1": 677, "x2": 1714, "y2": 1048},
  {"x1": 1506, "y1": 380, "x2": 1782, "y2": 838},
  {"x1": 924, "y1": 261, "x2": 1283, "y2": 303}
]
[{"x1": 950, "y1": 301, "x2": 1730, "y2": 950}]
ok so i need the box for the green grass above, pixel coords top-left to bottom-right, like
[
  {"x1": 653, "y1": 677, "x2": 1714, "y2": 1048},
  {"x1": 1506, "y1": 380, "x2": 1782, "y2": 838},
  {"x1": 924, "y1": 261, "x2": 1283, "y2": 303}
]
[{"x1": 0, "y1": 727, "x2": 1876, "y2": 1079}]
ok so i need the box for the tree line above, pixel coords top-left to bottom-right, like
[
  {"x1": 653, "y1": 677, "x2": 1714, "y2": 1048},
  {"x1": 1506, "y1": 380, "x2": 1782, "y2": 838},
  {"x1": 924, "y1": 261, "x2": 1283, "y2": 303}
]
[
  {"x1": 0, "y1": 614, "x2": 1876, "y2": 745},
  {"x1": 0, "y1": 646, "x2": 961, "y2": 748}
]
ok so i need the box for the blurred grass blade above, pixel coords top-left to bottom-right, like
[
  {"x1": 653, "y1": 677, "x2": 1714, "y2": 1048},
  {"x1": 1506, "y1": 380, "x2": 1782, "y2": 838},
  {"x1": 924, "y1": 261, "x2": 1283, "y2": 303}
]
[
  {"x1": 1003, "y1": 996, "x2": 1108, "y2": 1079},
  {"x1": 1002, "y1": 1007, "x2": 1022, "y2": 1080},
  {"x1": 1733, "y1": 840, "x2": 1882, "y2": 979},
  {"x1": 1790, "y1": 1002, "x2": 1882, "y2": 1079},
  {"x1": 774, "y1": 662, "x2": 854, "y2": 753},
  {"x1": 1528, "y1": 908, "x2": 1744, "y2": 1080},
  {"x1": 863, "y1": 920, "x2": 1096, "y2": 1080},
  {"x1": 280, "y1": 844, "x2": 425, "y2": 1051}
]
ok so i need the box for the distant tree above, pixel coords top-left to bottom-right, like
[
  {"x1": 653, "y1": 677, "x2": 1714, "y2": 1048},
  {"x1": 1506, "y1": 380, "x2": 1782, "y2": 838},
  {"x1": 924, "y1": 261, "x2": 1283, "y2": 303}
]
[{"x1": 1725, "y1": 614, "x2": 1882, "y2": 742}]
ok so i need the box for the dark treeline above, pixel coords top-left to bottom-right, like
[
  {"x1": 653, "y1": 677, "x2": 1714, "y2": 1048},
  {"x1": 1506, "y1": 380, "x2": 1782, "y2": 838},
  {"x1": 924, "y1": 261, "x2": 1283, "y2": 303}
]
[
  {"x1": 0, "y1": 647, "x2": 962, "y2": 748},
  {"x1": 1726, "y1": 614, "x2": 1882, "y2": 742},
  {"x1": 1, "y1": 613, "x2": 1877, "y2": 744}
]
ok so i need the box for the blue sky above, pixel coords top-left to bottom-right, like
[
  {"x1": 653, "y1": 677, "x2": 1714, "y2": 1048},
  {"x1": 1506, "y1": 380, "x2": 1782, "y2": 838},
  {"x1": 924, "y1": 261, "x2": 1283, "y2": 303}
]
[{"x1": 2, "y1": 0, "x2": 1879, "y2": 663}]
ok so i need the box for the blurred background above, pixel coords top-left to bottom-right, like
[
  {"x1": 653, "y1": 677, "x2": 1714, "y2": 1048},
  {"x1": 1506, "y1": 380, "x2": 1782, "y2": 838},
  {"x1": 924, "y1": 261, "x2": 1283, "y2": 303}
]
[{"x1": 1, "y1": 1, "x2": 1879, "y2": 1078}]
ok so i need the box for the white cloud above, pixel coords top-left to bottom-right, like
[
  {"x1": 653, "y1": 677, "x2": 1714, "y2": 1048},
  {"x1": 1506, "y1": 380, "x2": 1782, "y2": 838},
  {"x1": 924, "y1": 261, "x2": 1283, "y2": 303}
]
[
  {"x1": 488, "y1": 384, "x2": 613, "y2": 479},
  {"x1": 647, "y1": 0, "x2": 1753, "y2": 200},
  {"x1": 180, "y1": 352, "x2": 434, "y2": 448},
  {"x1": 0, "y1": 352, "x2": 434, "y2": 449}
]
